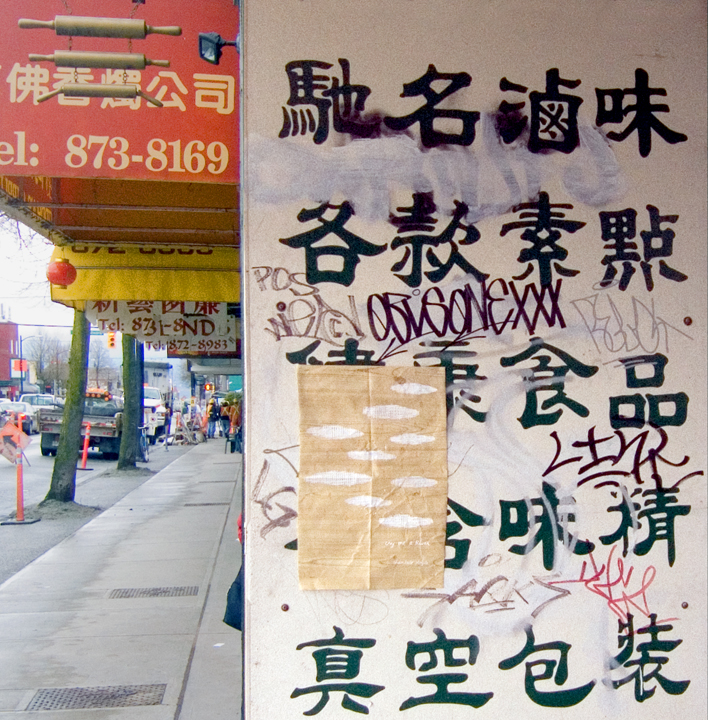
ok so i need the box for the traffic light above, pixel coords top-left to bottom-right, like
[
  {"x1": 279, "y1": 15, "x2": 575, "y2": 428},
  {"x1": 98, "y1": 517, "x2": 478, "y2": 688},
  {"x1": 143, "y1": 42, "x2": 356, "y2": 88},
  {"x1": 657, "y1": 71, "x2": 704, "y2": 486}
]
[
  {"x1": 107, "y1": 332, "x2": 116, "y2": 348},
  {"x1": 204, "y1": 383, "x2": 213, "y2": 392}
]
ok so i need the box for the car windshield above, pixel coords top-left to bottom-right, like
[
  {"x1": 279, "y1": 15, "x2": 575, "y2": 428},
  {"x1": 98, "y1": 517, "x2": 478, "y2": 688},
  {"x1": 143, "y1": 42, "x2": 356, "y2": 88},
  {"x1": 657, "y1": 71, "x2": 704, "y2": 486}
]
[
  {"x1": 25, "y1": 396, "x2": 47, "y2": 405},
  {"x1": 144, "y1": 389, "x2": 162, "y2": 400}
]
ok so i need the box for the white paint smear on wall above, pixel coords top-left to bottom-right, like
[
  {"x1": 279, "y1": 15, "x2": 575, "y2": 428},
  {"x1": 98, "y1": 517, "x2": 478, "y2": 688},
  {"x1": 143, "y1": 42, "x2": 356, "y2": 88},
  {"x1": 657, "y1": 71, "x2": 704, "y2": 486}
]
[
  {"x1": 390, "y1": 433, "x2": 436, "y2": 445},
  {"x1": 379, "y1": 514, "x2": 434, "y2": 528},
  {"x1": 391, "y1": 476, "x2": 438, "y2": 488},
  {"x1": 305, "y1": 471, "x2": 371, "y2": 486},
  {"x1": 363, "y1": 405, "x2": 419, "y2": 420},
  {"x1": 391, "y1": 382, "x2": 438, "y2": 395},
  {"x1": 249, "y1": 119, "x2": 623, "y2": 223},
  {"x1": 306, "y1": 425, "x2": 364, "y2": 439},
  {"x1": 348, "y1": 450, "x2": 397, "y2": 461},
  {"x1": 346, "y1": 495, "x2": 392, "y2": 508}
]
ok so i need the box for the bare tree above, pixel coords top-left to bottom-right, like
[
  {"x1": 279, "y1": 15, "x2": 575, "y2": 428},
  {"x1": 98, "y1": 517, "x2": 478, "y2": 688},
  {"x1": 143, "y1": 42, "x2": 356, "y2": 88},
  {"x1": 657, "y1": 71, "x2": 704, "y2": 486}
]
[
  {"x1": 24, "y1": 334, "x2": 69, "y2": 393},
  {"x1": 89, "y1": 336, "x2": 115, "y2": 387},
  {"x1": 43, "y1": 309, "x2": 89, "y2": 503}
]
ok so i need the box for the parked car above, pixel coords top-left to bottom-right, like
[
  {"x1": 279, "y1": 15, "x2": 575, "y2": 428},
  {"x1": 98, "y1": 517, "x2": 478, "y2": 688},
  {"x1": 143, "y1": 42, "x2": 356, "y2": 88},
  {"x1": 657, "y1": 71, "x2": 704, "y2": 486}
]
[
  {"x1": 0, "y1": 401, "x2": 34, "y2": 435},
  {"x1": 18, "y1": 394, "x2": 64, "y2": 434}
]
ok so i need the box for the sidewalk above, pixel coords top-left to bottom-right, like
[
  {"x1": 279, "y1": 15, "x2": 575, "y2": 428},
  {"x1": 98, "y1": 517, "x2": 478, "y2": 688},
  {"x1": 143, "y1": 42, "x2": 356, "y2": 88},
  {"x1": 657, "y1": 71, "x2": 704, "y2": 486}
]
[{"x1": 0, "y1": 441, "x2": 243, "y2": 719}]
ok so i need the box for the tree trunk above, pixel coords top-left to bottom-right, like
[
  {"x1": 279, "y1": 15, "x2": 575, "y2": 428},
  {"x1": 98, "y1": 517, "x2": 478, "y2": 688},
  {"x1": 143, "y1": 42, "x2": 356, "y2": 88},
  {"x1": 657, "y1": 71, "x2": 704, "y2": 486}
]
[
  {"x1": 117, "y1": 334, "x2": 140, "y2": 469},
  {"x1": 44, "y1": 309, "x2": 89, "y2": 502}
]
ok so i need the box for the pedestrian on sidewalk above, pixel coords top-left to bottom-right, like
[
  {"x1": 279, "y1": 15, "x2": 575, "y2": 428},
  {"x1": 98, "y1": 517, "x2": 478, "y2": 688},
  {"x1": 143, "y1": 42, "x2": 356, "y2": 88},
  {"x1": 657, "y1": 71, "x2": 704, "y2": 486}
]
[{"x1": 207, "y1": 396, "x2": 220, "y2": 439}]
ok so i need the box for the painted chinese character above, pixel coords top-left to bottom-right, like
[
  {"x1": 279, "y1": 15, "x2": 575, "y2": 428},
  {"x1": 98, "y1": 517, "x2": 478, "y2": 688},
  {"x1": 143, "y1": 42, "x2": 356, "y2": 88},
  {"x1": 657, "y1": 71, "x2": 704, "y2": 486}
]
[
  {"x1": 279, "y1": 60, "x2": 379, "y2": 144},
  {"x1": 291, "y1": 626, "x2": 384, "y2": 715},
  {"x1": 286, "y1": 339, "x2": 382, "y2": 366},
  {"x1": 384, "y1": 65, "x2": 479, "y2": 148},
  {"x1": 389, "y1": 193, "x2": 487, "y2": 288},
  {"x1": 91, "y1": 301, "x2": 118, "y2": 313},
  {"x1": 607, "y1": 614, "x2": 689, "y2": 701},
  {"x1": 194, "y1": 302, "x2": 221, "y2": 315},
  {"x1": 596, "y1": 69, "x2": 687, "y2": 157},
  {"x1": 501, "y1": 192, "x2": 585, "y2": 287},
  {"x1": 280, "y1": 202, "x2": 387, "y2": 286},
  {"x1": 500, "y1": 337, "x2": 598, "y2": 428},
  {"x1": 126, "y1": 301, "x2": 155, "y2": 314},
  {"x1": 634, "y1": 488, "x2": 690, "y2": 566},
  {"x1": 500, "y1": 626, "x2": 596, "y2": 707},
  {"x1": 599, "y1": 205, "x2": 687, "y2": 291},
  {"x1": 609, "y1": 353, "x2": 688, "y2": 430},
  {"x1": 6, "y1": 63, "x2": 50, "y2": 104},
  {"x1": 400, "y1": 628, "x2": 492, "y2": 710},
  {"x1": 499, "y1": 481, "x2": 595, "y2": 570},
  {"x1": 414, "y1": 339, "x2": 487, "y2": 423},
  {"x1": 497, "y1": 69, "x2": 582, "y2": 153},
  {"x1": 194, "y1": 73, "x2": 236, "y2": 115},
  {"x1": 445, "y1": 498, "x2": 487, "y2": 570},
  {"x1": 145, "y1": 71, "x2": 188, "y2": 111},
  {"x1": 162, "y1": 301, "x2": 186, "y2": 314}
]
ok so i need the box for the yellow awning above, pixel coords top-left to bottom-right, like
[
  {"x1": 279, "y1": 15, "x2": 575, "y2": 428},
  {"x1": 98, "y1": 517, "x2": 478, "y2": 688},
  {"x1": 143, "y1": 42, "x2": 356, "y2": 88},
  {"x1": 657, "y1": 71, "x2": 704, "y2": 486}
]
[{"x1": 50, "y1": 244, "x2": 240, "y2": 308}]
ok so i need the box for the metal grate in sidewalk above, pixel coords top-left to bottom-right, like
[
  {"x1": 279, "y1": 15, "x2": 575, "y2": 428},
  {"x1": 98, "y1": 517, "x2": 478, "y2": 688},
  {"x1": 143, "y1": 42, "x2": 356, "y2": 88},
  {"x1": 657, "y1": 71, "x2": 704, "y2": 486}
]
[
  {"x1": 26, "y1": 684, "x2": 167, "y2": 710},
  {"x1": 108, "y1": 586, "x2": 199, "y2": 599}
]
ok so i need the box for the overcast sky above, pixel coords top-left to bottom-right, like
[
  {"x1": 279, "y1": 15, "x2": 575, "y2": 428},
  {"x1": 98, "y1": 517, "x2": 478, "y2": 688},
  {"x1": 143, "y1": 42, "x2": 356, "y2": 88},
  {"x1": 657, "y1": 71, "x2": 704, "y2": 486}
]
[{"x1": 0, "y1": 220, "x2": 75, "y2": 333}]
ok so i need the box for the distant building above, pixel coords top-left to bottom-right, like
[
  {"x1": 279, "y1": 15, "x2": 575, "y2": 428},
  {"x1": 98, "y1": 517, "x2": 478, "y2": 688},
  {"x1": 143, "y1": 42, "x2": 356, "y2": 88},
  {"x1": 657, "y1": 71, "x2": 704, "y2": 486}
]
[{"x1": 0, "y1": 321, "x2": 19, "y2": 398}]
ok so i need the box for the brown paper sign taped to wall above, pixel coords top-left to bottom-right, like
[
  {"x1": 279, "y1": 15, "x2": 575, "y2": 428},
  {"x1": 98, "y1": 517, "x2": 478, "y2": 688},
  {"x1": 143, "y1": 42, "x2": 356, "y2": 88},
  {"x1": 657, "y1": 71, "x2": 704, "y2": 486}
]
[{"x1": 298, "y1": 365, "x2": 448, "y2": 590}]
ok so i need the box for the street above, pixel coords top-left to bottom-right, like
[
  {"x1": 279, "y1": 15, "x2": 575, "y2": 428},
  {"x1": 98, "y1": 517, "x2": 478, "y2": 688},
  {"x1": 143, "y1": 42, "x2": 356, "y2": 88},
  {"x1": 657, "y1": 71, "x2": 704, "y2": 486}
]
[
  {"x1": 0, "y1": 437, "x2": 119, "y2": 518},
  {"x1": 0, "y1": 436, "x2": 195, "y2": 584}
]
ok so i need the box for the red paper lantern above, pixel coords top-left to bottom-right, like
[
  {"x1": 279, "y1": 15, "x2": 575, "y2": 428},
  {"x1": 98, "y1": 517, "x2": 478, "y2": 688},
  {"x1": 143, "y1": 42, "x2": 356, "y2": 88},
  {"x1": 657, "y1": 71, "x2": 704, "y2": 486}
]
[{"x1": 46, "y1": 258, "x2": 77, "y2": 287}]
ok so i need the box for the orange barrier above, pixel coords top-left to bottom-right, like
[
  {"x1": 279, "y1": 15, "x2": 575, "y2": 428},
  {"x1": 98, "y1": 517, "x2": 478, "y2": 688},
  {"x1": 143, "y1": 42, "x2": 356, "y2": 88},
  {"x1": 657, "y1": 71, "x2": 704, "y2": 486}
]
[{"x1": 80, "y1": 423, "x2": 91, "y2": 470}]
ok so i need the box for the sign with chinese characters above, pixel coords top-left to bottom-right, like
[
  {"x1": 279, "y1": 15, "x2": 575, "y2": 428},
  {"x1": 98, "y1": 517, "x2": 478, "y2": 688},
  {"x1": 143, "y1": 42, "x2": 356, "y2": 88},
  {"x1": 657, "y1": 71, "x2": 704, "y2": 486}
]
[
  {"x1": 84, "y1": 300, "x2": 239, "y2": 355},
  {"x1": 241, "y1": 1, "x2": 706, "y2": 719},
  {"x1": 1, "y1": 0, "x2": 238, "y2": 183}
]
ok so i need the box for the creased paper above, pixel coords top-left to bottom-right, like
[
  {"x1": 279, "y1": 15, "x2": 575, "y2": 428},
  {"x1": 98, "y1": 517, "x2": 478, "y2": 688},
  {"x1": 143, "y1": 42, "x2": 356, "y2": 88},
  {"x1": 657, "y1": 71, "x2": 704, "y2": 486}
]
[{"x1": 298, "y1": 365, "x2": 447, "y2": 590}]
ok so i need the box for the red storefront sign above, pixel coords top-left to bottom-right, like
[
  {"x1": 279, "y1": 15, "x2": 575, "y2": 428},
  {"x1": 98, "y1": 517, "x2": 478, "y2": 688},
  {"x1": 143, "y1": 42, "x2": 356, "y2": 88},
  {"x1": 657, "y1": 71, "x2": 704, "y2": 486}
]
[{"x1": 1, "y1": 0, "x2": 238, "y2": 183}]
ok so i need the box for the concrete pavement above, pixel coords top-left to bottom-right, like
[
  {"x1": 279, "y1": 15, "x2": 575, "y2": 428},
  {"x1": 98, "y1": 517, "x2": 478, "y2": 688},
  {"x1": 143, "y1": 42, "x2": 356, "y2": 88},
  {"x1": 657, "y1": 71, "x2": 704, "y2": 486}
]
[{"x1": 0, "y1": 440, "x2": 243, "y2": 718}]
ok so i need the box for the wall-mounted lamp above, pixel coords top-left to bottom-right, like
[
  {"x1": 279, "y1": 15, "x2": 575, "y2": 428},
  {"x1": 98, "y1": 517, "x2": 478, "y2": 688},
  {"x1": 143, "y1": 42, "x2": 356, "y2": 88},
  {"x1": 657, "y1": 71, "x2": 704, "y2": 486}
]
[{"x1": 198, "y1": 32, "x2": 238, "y2": 65}]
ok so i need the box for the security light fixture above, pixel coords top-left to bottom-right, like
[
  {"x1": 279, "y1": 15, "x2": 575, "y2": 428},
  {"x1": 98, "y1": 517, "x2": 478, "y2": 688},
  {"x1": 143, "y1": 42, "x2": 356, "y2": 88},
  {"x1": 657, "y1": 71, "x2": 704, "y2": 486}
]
[{"x1": 198, "y1": 32, "x2": 238, "y2": 65}]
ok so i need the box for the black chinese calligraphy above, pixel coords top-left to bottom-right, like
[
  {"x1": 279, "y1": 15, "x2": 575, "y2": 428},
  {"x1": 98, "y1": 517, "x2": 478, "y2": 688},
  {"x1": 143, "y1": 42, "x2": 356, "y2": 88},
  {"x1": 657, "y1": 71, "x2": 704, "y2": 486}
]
[
  {"x1": 598, "y1": 205, "x2": 687, "y2": 291},
  {"x1": 400, "y1": 628, "x2": 492, "y2": 709},
  {"x1": 389, "y1": 193, "x2": 486, "y2": 288},
  {"x1": 280, "y1": 60, "x2": 381, "y2": 145},
  {"x1": 497, "y1": 68, "x2": 583, "y2": 153},
  {"x1": 596, "y1": 69, "x2": 687, "y2": 157},
  {"x1": 291, "y1": 626, "x2": 384, "y2": 715},
  {"x1": 500, "y1": 337, "x2": 599, "y2": 428},
  {"x1": 499, "y1": 625, "x2": 596, "y2": 707},
  {"x1": 280, "y1": 202, "x2": 387, "y2": 287},
  {"x1": 500, "y1": 192, "x2": 585, "y2": 287},
  {"x1": 605, "y1": 613, "x2": 689, "y2": 701}
]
